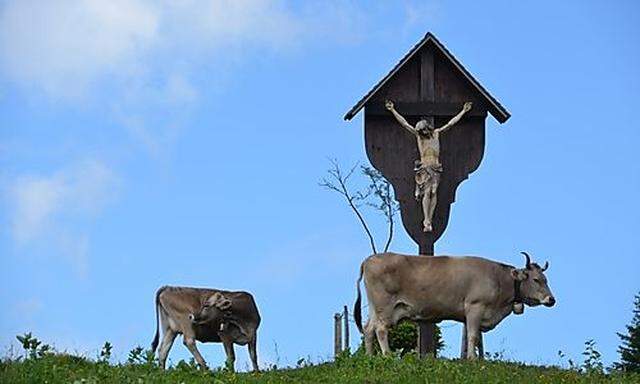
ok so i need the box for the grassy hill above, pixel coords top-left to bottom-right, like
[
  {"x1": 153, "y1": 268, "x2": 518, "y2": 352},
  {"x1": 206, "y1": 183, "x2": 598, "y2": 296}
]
[{"x1": 2, "y1": 351, "x2": 639, "y2": 383}]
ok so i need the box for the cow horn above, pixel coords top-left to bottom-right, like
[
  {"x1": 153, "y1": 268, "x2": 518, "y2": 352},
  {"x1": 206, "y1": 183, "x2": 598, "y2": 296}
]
[
  {"x1": 521, "y1": 251, "x2": 532, "y2": 269},
  {"x1": 542, "y1": 261, "x2": 549, "y2": 271}
]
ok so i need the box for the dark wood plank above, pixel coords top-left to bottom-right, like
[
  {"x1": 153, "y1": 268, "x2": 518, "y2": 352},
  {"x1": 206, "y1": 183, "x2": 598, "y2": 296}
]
[
  {"x1": 364, "y1": 101, "x2": 486, "y2": 117},
  {"x1": 420, "y1": 49, "x2": 435, "y2": 102}
]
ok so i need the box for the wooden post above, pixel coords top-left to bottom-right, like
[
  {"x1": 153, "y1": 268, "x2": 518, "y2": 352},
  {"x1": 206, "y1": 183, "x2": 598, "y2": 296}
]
[
  {"x1": 416, "y1": 47, "x2": 438, "y2": 360},
  {"x1": 418, "y1": 239, "x2": 436, "y2": 358},
  {"x1": 334, "y1": 313, "x2": 342, "y2": 358},
  {"x1": 343, "y1": 305, "x2": 350, "y2": 352}
]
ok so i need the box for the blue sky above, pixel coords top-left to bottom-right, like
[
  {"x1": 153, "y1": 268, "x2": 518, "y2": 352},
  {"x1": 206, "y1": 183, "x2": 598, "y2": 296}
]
[{"x1": 1, "y1": 0, "x2": 639, "y2": 370}]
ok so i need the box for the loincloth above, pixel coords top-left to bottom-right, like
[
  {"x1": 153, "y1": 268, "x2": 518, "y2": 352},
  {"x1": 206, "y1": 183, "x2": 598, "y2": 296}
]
[{"x1": 414, "y1": 161, "x2": 442, "y2": 199}]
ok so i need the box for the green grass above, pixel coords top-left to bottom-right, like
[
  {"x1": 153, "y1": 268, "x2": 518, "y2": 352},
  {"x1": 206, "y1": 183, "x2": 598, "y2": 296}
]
[{"x1": 2, "y1": 352, "x2": 639, "y2": 383}]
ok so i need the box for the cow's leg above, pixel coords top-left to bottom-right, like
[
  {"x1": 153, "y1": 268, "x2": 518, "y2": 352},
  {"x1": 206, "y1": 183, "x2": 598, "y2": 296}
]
[
  {"x1": 222, "y1": 339, "x2": 236, "y2": 372},
  {"x1": 366, "y1": 287, "x2": 394, "y2": 355},
  {"x1": 363, "y1": 320, "x2": 376, "y2": 355},
  {"x1": 460, "y1": 323, "x2": 468, "y2": 359},
  {"x1": 477, "y1": 333, "x2": 484, "y2": 360},
  {"x1": 375, "y1": 322, "x2": 391, "y2": 355},
  {"x1": 183, "y1": 335, "x2": 207, "y2": 369},
  {"x1": 248, "y1": 333, "x2": 259, "y2": 372},
  {"x1": 158, "y1": 329, "x2": 177, "y2": 369},
  {"x1": 464, "y1": 308, "x2": 483, "y2": 360}
]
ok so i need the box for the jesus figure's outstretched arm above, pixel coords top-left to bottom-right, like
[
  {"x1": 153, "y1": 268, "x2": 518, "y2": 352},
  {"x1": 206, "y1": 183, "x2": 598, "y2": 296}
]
[
  {"x1": 436, "y1": 101, "x2": 473, "y2": 134},
  {"x1": 385, "y1": 100, "x2": 417, "y2": 136}
]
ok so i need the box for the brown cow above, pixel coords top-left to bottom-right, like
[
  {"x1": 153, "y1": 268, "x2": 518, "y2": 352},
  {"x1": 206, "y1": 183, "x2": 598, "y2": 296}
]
[
  {"x1": 354, "y1": 252, "x2": 555, "y2": 359},
  {"x1": 150, "y1": 286, "x2": 260, "y2": 371}
]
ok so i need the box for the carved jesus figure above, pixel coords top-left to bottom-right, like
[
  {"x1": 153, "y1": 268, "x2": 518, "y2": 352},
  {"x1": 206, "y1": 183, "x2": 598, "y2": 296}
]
[{"x1": 386, "y1": 100, "x2": 473, "y2": 232}]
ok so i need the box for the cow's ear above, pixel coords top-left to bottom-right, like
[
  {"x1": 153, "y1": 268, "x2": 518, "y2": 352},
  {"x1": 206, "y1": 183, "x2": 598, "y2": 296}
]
[
  {"x1": 212, "y1": 293, "x2": 232, "y2": 311},
  {"x1": 511, "y1": 269, "x2": 528, "y2": 282}
]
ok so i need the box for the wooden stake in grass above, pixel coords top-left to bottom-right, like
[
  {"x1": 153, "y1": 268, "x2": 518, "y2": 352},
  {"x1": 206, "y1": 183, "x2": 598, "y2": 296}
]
[
  {"x1": 343, "y1": 305, "x2": 350, "y2": 352},
  {"x1": 334, "y1": 313, "x2": 343, "y2": 358}
]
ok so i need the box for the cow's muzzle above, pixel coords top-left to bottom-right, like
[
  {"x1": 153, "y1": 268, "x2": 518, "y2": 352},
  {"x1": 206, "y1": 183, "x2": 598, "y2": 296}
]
[
  {"x1": 542, "y1": 296, "x2": 556, "y2": 307},
  {"x1": 189, "y1": 313, "x2": 208, "y2": 325}
]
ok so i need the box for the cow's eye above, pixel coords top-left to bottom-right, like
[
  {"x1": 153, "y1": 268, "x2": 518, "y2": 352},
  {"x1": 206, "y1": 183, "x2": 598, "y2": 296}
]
[{"x1": 533, "y1": 278, "x2": 541, "y2": 284}]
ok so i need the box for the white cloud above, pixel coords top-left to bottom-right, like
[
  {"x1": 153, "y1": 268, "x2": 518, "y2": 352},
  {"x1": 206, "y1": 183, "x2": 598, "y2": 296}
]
[
  {"x1": 0, "y1": 0, "x2": 159, "y2": 98},
  {"x1": 159, "y1": 0, "x2": 302, "y2": 51},
  {"x1": 0, "y1": 1, "x2": 370, "y2": 96},
  {"x1": 0, "y1": 0, "x2": 320, "y2": 154},
  {"x1": 0, "y1": 1, "x2": 370, "y2": 154},
  {"x1": 0, "y1": 0, "x2": 321, "y2": 99},
  {"x1": 7, "y1": 160, "x2": 120, "y2": 275},
  {"x1": 10, "y1": 174, "x2": 66, "y2": 243},
  {"x1": 10, "y1": 160, "x2": 118, "y2": 242}
]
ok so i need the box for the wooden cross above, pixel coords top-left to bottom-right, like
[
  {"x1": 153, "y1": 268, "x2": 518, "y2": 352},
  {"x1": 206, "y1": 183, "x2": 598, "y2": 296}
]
[{"x1": 345, "y1": 32, "x2": 510, "y2": 356}]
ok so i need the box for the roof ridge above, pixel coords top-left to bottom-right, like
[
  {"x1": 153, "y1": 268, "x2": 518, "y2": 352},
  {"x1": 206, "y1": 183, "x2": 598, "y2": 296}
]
[{"x1": 344, "y1": 32, "x2": 510, "y2": 123}]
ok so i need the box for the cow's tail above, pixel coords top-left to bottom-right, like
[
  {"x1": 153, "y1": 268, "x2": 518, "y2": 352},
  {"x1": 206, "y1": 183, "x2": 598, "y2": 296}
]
[
  {"x1": 150, "y1": 286, "x2": 165, "y2": 353},
  {"x1": 354, "y1": 261, "x2": 365, "y2": 334}
]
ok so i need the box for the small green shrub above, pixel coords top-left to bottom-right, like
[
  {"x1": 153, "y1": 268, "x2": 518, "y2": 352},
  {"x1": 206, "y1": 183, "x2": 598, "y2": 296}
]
[
  {"x1": 582, "y1": 339, "x2": 604, "y2": 374},
  {"x1": 126, "y1": 346, "x2": 155, "y2": 366},
  {"x1": 98, "y1": 342, "x2": 112, "y2": 363},
  {"x1": 15, "y1": 332, "x2": 52, "y2": 360},
  {"x1": 366, "y1": 321, "x2": 445, "y2": 357},
  {"x1": 388, "y1": 321, "x2": 417, "y2": 355}
]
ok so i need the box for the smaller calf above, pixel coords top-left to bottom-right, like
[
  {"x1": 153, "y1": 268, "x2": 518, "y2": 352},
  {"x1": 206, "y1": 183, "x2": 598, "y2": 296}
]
[{"x1": 150, "y1": 286, "x2": 261, "y2": 371}]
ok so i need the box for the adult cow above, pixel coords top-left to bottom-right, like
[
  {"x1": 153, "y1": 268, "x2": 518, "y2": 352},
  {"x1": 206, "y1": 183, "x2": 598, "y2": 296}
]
[
  {"x1": 354, "y1": 252, "x2": 555, "y2": 359},
  {"x1": 150, "y1": 286, "x2": 260, "y2": 371}
]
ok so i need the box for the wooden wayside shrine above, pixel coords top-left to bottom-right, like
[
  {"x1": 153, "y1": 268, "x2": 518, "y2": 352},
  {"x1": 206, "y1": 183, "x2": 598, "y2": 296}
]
[{"x1": 344, "y1": 32, "x2": 510, "y2": 356}]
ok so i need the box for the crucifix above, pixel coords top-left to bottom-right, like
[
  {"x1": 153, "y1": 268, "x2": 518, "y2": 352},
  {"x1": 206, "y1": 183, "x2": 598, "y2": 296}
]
[
  {"x1": 344, "y1": 32, "x2": 510, "y2": 356},
  {"x1": 386, "y1": 99, "x2": 473, "y2": 232}
]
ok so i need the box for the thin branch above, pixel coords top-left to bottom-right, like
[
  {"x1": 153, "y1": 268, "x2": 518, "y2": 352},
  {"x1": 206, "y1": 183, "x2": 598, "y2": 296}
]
[
  {"x1": 320, "y1": 160, "x2": 377, "y2": 254},
  {"x1": 361, "y1": 166, "x2": 399, "y2": 253},
  {"x1": 383, "y1": 182, "x2": 394, "y2": 253}
]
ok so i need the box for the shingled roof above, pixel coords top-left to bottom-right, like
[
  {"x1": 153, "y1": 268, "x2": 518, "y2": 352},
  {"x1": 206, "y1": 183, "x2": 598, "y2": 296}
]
[{"x1": 344, "y1": 32, "x2": 510, "y2": 123}]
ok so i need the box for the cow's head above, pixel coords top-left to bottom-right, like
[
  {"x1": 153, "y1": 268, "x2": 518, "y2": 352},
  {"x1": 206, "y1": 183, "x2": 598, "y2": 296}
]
[
  {"x1": 189, "y1": 292, "x2": 232, "y2": 325},
  {"x1": 511, "y1": 252, "x2": 556, "y2": 308}
]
